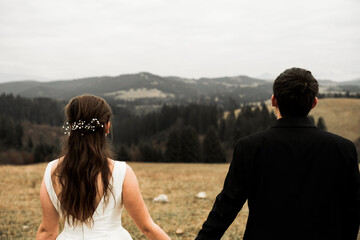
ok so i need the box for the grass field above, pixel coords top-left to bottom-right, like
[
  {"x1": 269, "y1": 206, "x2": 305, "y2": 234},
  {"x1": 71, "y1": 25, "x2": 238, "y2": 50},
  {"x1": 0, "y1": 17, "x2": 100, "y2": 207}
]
[
  {"x1": 0, "y1": 162, "x2": 249, "y2": 240},
  {"x1": 231, "y1": 98, "x2": 360, "y2": 142},
  {"x1": 310, "y1": 98, "x2": 360, "y2": 142},
  {"x1": 264, "y1": 98, "x2": 360, "y2": 141}
]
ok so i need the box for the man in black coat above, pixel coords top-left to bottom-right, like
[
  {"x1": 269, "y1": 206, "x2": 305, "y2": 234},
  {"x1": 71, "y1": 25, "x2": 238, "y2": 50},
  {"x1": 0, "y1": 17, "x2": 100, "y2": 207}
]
[{"x1": 196, "y1": 68, "x2": 360, "y2": 240}]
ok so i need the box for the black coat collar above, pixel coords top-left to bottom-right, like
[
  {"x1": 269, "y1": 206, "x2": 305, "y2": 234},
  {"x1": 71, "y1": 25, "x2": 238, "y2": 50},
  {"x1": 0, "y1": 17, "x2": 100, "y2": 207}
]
[{"x1": 272, "y1": 117, "x2": 316, "y2": 128}]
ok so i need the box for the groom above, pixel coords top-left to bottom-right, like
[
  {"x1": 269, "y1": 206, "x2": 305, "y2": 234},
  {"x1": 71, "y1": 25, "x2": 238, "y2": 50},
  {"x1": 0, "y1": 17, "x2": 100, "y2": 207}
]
[{"x1": 196, "y1": 68, "x2": 360, "y2": 240}]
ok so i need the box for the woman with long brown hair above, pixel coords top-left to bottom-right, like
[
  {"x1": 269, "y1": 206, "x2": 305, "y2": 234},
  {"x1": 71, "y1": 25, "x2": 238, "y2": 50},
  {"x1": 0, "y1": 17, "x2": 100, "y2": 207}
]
[{"x1": 36, "y1": 95, "x2": 170, "y2": 240}]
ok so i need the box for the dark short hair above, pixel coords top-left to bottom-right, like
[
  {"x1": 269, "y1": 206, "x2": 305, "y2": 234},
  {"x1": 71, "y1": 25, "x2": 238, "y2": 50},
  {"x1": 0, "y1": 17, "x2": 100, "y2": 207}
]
[{"x1": 273, "y1": 67, "x2": 319, "y2": 117}]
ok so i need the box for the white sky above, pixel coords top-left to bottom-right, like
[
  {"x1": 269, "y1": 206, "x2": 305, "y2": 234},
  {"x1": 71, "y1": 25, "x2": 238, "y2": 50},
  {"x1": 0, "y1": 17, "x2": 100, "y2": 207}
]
[{"x1": 0, "y1": 0, "x2": 359, "y2": 83}]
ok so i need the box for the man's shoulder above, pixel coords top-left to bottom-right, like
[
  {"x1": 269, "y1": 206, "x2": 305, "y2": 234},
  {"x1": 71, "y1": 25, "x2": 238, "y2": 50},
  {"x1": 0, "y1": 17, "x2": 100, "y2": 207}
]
[
  {"x1": 235, "y1": 126, "x2": 355, "y2": 150},
  {"x1": 234, "y1": 128, "x2": 272, "y2": 148},
  {"x1": 316, "y1": 128, "x2": 355, "y2": 147}
]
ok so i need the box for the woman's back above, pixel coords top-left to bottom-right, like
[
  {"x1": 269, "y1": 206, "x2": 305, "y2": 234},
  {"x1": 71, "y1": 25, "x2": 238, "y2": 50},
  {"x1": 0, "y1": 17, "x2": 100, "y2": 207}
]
[
  {"x1": 44, "y1": 159, "x2": 132, "y2": 240},
  {"x1": 36, "y1": 95, "x2": 170, "y2": 240}
]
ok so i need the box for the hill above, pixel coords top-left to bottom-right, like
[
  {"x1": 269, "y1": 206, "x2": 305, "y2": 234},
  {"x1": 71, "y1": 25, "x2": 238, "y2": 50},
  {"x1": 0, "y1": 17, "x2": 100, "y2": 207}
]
[
  {"x1": 310, "y1": 98, "x2": 360, "y2": 142},
  {"x1": 0, "y1": 72, "x2": 272, "y2": 104},
  {"x1": 228, "y1": 98, "x2": 360, "y2": 142},
  {"x1": 263, "y1": 98, "x2": 360, "y2": 142},
  {"x1": 1, "y1": 72, "x2": 359, "y2": 113}
]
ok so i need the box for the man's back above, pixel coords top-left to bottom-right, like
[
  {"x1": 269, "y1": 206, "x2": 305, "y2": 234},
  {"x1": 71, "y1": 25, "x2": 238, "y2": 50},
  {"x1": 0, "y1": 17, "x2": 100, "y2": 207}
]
[
  {"x1": 240, "y1": 117, "x2": 359, "y2": 239},
  {"x1": 196, "y1": 117, "x2": 360, "y2": 240},
  {"x1": 196, "y1": 68, "x2": 360, "y2": 240}
]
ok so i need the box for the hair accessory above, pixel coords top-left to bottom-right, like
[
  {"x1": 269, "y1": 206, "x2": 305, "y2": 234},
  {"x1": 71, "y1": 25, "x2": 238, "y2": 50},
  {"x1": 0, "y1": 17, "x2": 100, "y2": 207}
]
[{"x1": 62, "y1": 118, "x2": 104, "y2": 136}]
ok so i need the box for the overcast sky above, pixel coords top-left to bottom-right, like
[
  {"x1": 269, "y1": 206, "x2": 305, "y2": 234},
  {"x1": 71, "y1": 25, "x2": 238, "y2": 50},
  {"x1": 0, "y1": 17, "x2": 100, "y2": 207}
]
[{"x1": 0, "y1": 0, "x2": 359, "y2": 83}]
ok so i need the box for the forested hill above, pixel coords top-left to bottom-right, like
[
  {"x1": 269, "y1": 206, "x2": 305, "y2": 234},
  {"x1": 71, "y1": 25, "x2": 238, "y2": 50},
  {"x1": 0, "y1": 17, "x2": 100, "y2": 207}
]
[
  {"x1": 1, "y1": 93, "x2": 360, "y2": 165},
  {"x1": 0, "y1": 93, "x2": 279, "y2": 164},
  {"x1": 1, "y1": 72, "x2": 360, "y2": 112},
  {"x1": 0, "y1": 72, "x2": 271, "y2": 104}
]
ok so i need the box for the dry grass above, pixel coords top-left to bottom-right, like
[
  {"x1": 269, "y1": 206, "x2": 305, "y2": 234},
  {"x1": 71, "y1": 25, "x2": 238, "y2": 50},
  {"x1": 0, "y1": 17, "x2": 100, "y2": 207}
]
[
  {"x1": 0, "y1": 163, "x2": 45, "y2": 239},
  {"x1": 263, "y1": 98, "x2": 360, "y2": 141},
  {"x1": 0, "y1": 162, "x2": 248, "y2": 240},
  {"x1": 310, "y1": 98, "x2": 360, "y2": 141},
  {"x1": 226, "y1": 98, "x2": 360, "y2": 142}
]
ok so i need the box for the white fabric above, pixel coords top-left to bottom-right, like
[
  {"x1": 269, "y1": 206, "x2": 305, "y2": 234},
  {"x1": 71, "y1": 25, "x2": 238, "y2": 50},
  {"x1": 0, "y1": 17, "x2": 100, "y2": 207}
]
[{"x1": 44, "y1": 160, "x2": 133, "y2": 240}]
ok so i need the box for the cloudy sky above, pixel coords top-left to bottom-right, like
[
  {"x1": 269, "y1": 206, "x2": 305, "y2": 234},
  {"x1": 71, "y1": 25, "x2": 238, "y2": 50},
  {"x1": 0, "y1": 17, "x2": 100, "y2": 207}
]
[{"x1": 0, "y1": 0, "x2": 359, "y2": 83}]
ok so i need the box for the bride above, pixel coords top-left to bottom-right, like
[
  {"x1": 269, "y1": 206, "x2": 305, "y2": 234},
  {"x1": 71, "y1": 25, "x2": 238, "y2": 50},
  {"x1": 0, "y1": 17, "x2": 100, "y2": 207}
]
[{"x1": 36, "y1": 95, "x2": 170, "y2": 240}]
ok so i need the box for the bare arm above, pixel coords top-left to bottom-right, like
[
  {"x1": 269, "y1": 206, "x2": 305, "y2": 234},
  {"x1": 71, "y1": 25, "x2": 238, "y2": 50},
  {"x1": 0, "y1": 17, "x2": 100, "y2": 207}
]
[
  {"x1": 36, "y1": 175, "x2": 59, "y2": 240},
  {"x1": 122, "y1": 164, "x2": 170, "y2": 240}
]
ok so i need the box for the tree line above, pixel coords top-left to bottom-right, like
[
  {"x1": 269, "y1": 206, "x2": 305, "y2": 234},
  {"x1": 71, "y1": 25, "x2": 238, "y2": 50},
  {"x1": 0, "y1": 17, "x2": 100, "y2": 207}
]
[
  {"x1": 0, "y1": 93, "x2": 335, "y2": 164},
  {"x1": 318, "y1": 91, "x2": 360, "y2": 99},
  {"x1": 110, "y1": 102, "x2": 277, "y2": 163},
  {"x1": 111, "y1": 103, "x2": 219, "y2": 145},
  {"x1": 0, "y1": 94, "x2": 63, "y2": 164},
  {"x1": 0, "y1": 93, "x2": 64, "y2": 125}
]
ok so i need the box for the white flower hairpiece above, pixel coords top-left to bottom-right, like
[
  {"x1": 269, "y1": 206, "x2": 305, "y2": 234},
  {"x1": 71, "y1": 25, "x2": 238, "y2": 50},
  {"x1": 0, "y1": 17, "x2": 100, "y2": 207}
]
[{"x1": 62, "y1": 118, "x2": 104, "y2": 136}]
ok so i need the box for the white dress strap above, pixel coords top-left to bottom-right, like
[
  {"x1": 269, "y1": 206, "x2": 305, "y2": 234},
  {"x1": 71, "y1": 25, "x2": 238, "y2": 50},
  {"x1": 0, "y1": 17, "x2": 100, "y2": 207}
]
[
  {"x1": 44, "y1": 159, "x2": 62, "y2": 214},
  {"x1": 112, "y1": 161, "x2": 127, "y2": 197}
]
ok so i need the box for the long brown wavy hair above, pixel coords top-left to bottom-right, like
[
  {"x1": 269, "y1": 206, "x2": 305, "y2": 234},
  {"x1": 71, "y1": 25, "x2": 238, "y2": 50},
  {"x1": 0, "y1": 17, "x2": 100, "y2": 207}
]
[{"x1": 53, "y1": 95, "x2": 114, "y2": 227}]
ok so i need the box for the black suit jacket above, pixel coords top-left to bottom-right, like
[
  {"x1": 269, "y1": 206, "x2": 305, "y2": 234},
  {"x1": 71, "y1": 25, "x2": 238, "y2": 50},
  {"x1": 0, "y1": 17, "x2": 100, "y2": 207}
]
[{"x1": 196, "y1": 117, "x2": 360, "y2": 240}]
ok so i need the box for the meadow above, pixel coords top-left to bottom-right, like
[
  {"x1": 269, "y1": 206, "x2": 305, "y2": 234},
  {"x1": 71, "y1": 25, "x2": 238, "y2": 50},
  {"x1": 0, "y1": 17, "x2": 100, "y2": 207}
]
[
  {"x1": 0, "y1": 162, "x2": 249, "y2": 240},
  {"x1": 310, "y1": 98, "x2": 360, "y2": 142},
  {"x1": 264, "y1": 98, "x2": 360, "y2": 142}
]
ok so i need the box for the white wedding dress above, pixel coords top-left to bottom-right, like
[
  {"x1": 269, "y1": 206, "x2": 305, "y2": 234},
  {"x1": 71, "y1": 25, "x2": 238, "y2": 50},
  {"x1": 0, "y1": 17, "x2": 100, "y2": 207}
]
[{"x1": 44, "y1": 160, "x2": 133, "y2": 240}]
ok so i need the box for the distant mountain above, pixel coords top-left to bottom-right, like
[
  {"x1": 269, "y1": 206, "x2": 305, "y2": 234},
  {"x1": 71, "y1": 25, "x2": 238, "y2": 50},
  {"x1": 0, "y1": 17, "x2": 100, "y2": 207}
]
[
  {"x1": 339, "y1": 77, "x2": 360, "y2": 86},
  {"x1": 0, "y1": 80, "x2": 42, "y2": 95},
  {"x1": 0, "y1": 72, "x2": 272, "y2": 103},
  {"x1": 0, "y1": 72, "x2": 359, "y2": 110},
  {"x1": 336, "y1": 78, "x2": 360, "y2": 92},
  {"x1": 318, "y1": 79, "x2": 360, "y2": 93},
  {"x1": 0, "y1": 72, "x2": 49, "y2": 83}
]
